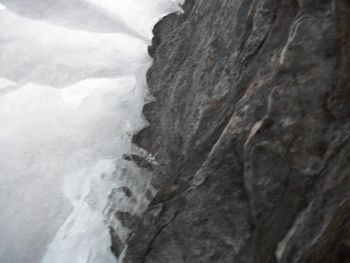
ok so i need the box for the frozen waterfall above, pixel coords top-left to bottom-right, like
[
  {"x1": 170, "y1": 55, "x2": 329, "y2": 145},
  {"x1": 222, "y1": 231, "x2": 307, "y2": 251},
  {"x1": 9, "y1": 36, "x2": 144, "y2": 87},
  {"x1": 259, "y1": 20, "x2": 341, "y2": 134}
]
[{"x1": 0, "y1": 1, "x2": 183, "y2": 263}]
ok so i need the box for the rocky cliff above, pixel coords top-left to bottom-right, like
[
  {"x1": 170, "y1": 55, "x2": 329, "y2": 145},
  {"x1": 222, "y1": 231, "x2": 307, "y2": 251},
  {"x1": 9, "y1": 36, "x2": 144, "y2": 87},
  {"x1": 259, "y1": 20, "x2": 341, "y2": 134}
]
[{"x1": 119, "y1": 0, "x2": 350, "y2": 262}]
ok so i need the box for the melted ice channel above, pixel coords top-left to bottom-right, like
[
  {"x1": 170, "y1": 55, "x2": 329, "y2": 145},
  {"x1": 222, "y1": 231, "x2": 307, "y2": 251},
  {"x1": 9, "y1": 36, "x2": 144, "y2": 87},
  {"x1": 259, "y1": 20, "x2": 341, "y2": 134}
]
[{"x1": 0, "y1": 1, "x2": 183, "y2": 263}]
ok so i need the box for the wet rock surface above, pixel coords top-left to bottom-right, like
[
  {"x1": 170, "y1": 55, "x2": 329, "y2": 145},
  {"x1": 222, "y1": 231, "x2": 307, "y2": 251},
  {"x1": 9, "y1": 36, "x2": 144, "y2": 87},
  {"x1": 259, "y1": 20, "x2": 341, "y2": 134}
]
[{"x1": 120, "y1": 0, "x2": 350, "y2": 262}]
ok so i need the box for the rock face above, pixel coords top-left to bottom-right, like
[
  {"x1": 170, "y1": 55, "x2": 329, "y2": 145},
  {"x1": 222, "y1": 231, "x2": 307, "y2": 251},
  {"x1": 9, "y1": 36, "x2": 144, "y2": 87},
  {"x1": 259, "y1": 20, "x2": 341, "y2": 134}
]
[{"x1": 121, "y1": 0, "x2": 350, "y2": 262}]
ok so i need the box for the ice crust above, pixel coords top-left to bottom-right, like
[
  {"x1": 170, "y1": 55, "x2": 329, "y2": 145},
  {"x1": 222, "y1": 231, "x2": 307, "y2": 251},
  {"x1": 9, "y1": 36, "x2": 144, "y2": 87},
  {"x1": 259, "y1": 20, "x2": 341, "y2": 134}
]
[{"x1": 0, "y1": 1, "x2": 183, "y2": 263}]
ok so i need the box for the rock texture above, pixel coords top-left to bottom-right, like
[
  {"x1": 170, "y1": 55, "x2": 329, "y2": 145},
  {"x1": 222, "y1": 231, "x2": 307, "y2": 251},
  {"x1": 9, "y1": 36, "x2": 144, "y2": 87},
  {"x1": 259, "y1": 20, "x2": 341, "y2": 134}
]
[{"x1": 120, "y1": 0, "x2": 350, "y2": 262}]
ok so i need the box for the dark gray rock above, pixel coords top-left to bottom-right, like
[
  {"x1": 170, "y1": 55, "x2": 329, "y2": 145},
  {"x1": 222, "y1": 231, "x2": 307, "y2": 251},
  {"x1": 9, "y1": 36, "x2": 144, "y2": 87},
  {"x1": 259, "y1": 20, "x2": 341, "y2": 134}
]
[
  {"x1": 109, "y1": 227, "x2": 125, "y2": 258},
  {"x1": 121, "y1": 0, "x2": 350, "y2": 262},
  {"x1": 117, "y1": 186, "x2": 133, "y2": 198},
  {"x1": 115, "y1": 211, "x2": 140, "y2": 230}
]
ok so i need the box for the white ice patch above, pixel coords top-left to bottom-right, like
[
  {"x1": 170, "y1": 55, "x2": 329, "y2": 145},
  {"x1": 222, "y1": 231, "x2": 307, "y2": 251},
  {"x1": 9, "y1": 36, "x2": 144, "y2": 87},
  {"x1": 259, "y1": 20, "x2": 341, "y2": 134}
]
[
  {"x1": 0, "y1": 1, "x2": 183, "y2": 263},
  {"x1": 86, "y1": 0, "x2": 184, "y2": 39},
  {"x1": 0, "y1": 77, "x2": 17, "y2": 93},
  {"x1": 61, "y1": 78, "x2": 135, "y2": 109},
  {"x1": 42, "y1": 160, "x2": 118, "y2": 263},
  {"x1": 0, "y1": 9, "x2": 147, "y2": 87}
]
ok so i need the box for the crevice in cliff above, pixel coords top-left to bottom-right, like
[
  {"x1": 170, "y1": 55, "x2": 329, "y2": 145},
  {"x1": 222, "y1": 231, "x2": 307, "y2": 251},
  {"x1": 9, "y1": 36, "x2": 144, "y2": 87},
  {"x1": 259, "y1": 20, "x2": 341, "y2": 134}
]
[{"x1": 141, "y1": 210, "x2": 180, "y2": 263}]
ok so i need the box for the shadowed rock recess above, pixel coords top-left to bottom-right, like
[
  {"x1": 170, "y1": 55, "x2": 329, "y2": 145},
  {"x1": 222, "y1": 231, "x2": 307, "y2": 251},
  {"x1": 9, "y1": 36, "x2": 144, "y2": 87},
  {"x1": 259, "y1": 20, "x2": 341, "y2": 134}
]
[{"x1": 118, "y1": 0, "x2": 350, "y2": 262}]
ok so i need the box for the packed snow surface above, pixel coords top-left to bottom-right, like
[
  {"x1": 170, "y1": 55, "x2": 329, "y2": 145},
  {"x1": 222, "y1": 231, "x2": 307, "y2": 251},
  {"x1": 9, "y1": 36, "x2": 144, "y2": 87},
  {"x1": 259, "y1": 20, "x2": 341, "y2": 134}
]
[{"x1": 0, "y1": 1, "x2": 183, "y2": 263}]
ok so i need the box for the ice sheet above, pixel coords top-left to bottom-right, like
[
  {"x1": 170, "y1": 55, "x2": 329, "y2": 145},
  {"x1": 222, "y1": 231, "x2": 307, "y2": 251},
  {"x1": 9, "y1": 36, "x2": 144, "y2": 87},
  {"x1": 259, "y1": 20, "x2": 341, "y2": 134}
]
[{"x1": 0, "y1": 1, "x2": 182, "y2": 263}]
